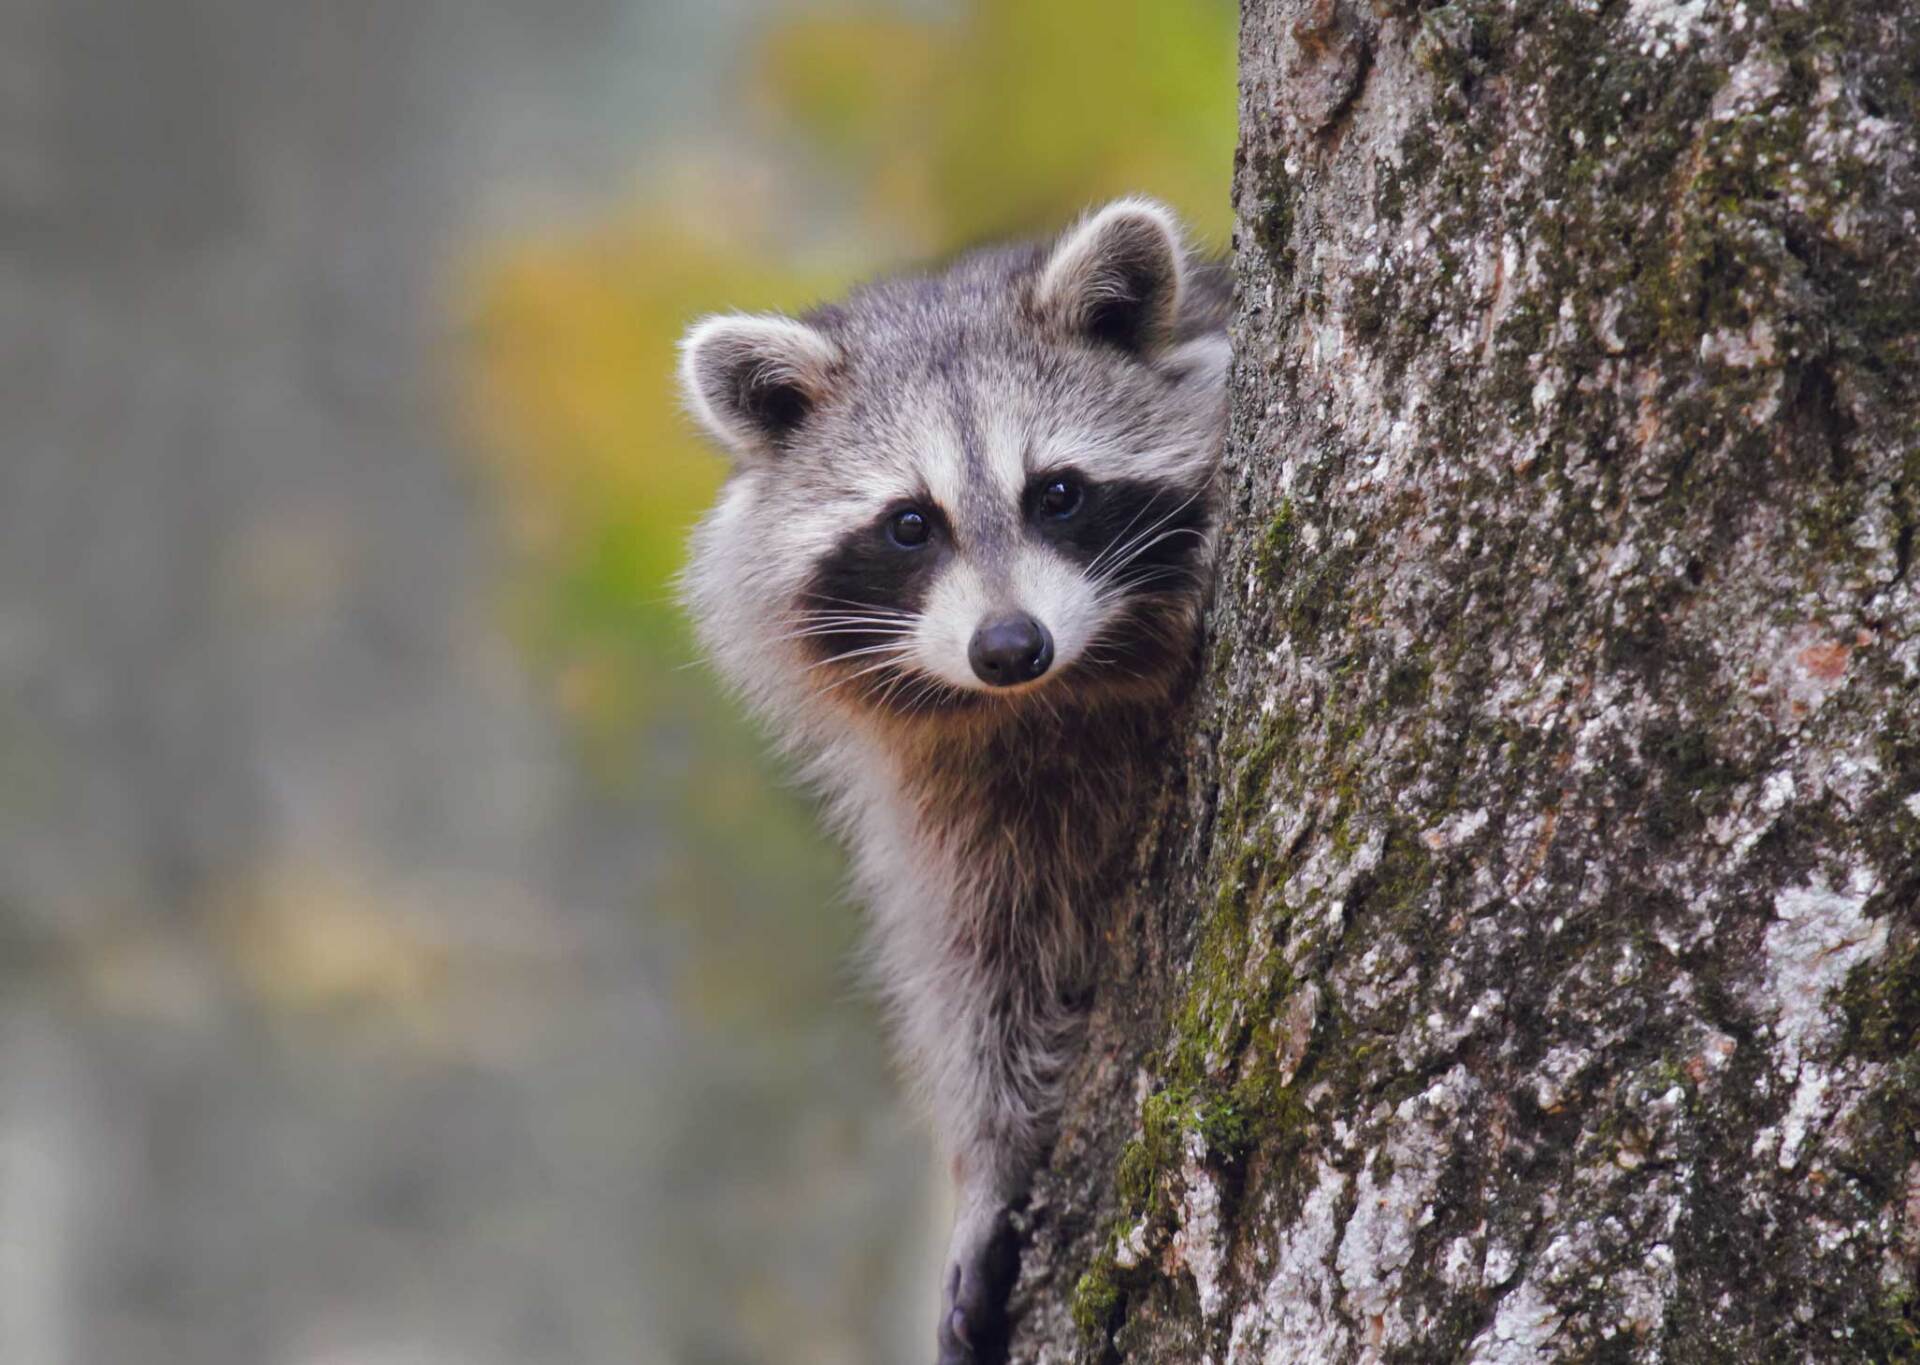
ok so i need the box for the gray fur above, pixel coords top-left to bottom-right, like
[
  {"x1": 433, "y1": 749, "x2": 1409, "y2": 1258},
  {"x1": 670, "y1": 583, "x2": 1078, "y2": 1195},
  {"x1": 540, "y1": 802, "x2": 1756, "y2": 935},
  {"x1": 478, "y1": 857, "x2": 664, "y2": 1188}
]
[{"x1": 677, "y1": 199, "x2": 1229, "y2": 1363}]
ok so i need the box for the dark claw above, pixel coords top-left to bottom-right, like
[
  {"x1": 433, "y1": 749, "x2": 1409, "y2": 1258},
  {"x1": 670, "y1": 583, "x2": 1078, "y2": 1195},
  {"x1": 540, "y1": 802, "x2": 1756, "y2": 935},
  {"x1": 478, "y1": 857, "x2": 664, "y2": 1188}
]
[
  {"x1": 934, "y1": 1214, "x2": 1019, "y2": 1365},
  {"x1": 938, "y1": 1301, "x2": 997, "y2": 1365}
]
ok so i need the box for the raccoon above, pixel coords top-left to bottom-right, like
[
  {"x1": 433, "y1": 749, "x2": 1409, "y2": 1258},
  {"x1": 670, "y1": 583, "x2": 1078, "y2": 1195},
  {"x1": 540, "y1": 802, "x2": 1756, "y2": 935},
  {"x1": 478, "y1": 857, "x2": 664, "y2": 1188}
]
[{"x1": 677, "y1": 198, "x2": 1229, "y2": 1364}]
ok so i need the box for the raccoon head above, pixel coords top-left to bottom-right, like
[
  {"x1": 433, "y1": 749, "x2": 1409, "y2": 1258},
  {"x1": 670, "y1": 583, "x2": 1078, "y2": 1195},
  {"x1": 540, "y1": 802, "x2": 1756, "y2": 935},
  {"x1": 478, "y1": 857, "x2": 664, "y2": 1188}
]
[{"x1": 679, "y1": 198, "x2": 1227, "y2": 730}]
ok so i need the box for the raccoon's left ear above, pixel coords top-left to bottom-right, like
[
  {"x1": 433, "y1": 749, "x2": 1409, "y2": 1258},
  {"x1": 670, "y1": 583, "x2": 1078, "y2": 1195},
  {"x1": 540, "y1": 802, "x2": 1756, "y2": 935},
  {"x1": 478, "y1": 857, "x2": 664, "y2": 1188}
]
[
  {"x1": 678, "y1": 313, "x2": 842, "y2": 460},
  {"x1": 1033, "y1": 197, "x2": 1188, "y2": 356}
]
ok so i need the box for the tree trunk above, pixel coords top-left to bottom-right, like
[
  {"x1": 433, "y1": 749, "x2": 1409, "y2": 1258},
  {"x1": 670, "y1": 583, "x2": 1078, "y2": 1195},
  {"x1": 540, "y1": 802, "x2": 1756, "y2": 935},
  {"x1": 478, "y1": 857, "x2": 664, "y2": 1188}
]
[{"x1": 1007, "y1": 0, "x2": 1920, "y2": 1358}]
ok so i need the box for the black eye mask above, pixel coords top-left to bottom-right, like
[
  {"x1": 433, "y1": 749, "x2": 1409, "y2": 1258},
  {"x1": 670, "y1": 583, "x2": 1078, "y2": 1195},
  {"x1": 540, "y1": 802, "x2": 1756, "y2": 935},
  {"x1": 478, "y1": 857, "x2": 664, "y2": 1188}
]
[
  {"x1": 1036, "y1": 477, "x2": 1209, "y2": 588},
  {"x1": 798, "y1": 504, "x2": 952, "y2": 662}
]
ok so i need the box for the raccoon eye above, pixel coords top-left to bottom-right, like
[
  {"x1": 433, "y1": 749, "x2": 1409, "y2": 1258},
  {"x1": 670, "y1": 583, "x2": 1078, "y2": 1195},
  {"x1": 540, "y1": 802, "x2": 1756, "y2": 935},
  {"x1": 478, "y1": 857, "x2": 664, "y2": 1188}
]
[
  {"x1": 887, "y1": 508, "x2": 932, "y2": 548},
  {"x1": 1036, "y1": 477, "x2": 1084, "y2": 520}
]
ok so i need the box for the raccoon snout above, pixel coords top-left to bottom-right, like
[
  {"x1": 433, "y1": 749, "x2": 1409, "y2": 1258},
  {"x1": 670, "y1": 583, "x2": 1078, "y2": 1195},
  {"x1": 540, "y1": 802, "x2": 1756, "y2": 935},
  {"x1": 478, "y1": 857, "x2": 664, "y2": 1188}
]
[{"x1": 968, "y1": 614, "x2": 1054, "y2": 687}]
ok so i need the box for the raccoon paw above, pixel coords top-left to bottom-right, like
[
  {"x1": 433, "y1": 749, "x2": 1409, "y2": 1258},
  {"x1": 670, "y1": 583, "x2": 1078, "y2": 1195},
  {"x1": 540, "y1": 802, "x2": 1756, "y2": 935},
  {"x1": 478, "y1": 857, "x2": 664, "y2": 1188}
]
[{"x1": 934, "y1": 1211, "x2": 1018, "y2": 1365}]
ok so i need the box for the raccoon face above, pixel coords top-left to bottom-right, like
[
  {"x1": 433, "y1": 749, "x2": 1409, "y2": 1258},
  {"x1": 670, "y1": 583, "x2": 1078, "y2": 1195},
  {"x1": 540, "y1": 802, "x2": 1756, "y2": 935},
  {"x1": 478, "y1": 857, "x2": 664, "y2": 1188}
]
[{"x1": 679, "y1": 199, "x2": 1227, "y2": 724}]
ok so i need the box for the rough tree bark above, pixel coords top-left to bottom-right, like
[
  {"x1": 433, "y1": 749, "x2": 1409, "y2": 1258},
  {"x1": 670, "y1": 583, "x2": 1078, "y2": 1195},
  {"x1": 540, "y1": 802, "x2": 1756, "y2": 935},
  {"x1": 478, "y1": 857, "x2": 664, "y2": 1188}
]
[{"x1": 1006, "y1": 0, "x2": 1919, "y2": 1358}]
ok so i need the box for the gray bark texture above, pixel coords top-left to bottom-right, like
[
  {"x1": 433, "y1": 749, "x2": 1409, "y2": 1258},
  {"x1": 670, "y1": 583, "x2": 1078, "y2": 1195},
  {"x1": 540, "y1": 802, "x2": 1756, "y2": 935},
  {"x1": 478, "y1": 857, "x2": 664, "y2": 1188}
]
[{"x1": 1005, "y1": 0, "x2": 1920, "y2": 1359}]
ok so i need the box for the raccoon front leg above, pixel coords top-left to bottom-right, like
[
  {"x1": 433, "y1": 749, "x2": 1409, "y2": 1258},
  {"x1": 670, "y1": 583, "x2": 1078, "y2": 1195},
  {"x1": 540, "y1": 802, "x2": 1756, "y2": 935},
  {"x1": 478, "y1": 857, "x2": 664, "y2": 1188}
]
[{"x1": 921, "y1": 969, "x2": 1082, "y2": 1365}]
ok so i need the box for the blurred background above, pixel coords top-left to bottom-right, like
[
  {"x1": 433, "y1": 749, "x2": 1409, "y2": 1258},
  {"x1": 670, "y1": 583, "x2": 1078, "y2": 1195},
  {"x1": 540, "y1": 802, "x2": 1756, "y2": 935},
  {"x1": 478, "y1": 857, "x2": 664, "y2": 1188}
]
[{"x1": 0, "y1": 1, "x2": 1232, "y2": 1361}]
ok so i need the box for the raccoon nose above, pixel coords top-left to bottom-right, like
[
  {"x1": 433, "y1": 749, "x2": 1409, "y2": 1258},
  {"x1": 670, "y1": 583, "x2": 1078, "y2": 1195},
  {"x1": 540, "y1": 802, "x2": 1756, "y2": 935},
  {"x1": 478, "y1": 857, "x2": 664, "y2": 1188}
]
[{"x1": 968, "y1": 613, "x2": 1054, "y2": 687}]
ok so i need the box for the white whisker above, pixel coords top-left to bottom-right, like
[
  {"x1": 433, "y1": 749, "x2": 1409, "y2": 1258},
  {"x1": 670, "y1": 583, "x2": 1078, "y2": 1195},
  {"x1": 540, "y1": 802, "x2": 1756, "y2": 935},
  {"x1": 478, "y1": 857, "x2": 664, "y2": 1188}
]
[{"x1": 1086, "y1": 488, "x2": 1203, "y2": 580}]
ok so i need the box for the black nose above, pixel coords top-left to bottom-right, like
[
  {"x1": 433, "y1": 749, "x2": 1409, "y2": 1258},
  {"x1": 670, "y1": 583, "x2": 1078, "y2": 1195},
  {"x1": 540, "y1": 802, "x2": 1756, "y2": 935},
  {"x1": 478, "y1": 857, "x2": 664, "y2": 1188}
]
[{"x1": 968, "y1": 613, "x2": 1054, "y2": 687}]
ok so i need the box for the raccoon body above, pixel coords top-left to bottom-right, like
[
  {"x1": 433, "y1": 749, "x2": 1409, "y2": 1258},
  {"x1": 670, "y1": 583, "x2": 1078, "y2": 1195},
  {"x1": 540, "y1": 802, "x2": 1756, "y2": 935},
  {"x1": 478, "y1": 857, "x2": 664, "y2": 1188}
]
[{"x1": 678, "y1": 199, "x2": 1229, "y2": 1364}]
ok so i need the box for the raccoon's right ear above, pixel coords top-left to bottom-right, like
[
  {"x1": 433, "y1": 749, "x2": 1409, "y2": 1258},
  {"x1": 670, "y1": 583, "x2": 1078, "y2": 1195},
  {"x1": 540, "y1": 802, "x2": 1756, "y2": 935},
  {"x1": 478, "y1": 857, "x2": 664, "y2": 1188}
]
[
  {"x1": 678, "y1": 313, "x2": 842, "y2": 460},
  {"x1": 1034, "y1": 197, "x2": 1188, "y2": 356}
]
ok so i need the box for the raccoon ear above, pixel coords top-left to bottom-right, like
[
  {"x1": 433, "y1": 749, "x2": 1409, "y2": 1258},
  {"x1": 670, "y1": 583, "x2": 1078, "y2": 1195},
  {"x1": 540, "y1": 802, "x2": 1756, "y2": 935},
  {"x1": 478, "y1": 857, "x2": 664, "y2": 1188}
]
[
  {"x1": 678, "y1": 313, "x2": 842, "y2": 459},
  {"x1": 1034, "y1": 197, "x2": 1188, "y2": 355}
]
